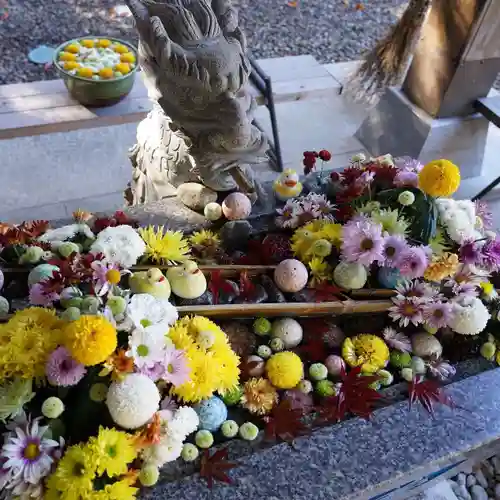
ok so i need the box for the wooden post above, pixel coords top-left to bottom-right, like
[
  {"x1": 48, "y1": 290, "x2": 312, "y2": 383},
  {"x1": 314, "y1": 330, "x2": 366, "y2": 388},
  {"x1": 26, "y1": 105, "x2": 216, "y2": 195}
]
[{"x1": 402, "y1": 0, "x2": 500, "y2": 118}]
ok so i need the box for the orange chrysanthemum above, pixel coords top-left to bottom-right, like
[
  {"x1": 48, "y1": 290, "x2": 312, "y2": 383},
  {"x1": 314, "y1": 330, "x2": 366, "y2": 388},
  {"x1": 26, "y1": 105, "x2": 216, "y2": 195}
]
[
  {"x1": 241, "y1": 377, "x2": 278, "y2": 415},
  {"x1": 424, "y1": 252, "x2": 460, "y2": 282}
]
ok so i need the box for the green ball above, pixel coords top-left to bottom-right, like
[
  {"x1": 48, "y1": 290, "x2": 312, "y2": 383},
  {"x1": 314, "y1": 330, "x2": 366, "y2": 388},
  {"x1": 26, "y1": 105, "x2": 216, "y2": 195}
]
[
  {"x1": 89, "y1": 383, "x2": 108, "y2": 403},
  {"x1": 390, "y1": 351, "x2": 412, "y2": 369},
  {"x1": 315, "y1": 379, "x2": 336, "y2": 397},
  {"x1": 253, "y1": 318, "x2": 272, "y2": 336},
  {"x1": 296, "y1": 379, "x2": 313, "y2": 394},
  {"x1": 107, "y1": 296, "x2": 127, "y2": 316},
  {"x1": 377, "y1": 369, "x2": 394, "y2": 387},
  {"x1": 195, "y1": 430, "x2": 214, "y2": 449},
  {"x1": 401, "y1": 368, "x2": 414, "y2": 382},
  {"x1": 181, "y1": 443, "x2": 200, "y2": 462},
  {"x1": 269, "y1": 337, "x2": 284, "y2": 352},
  {"x1": 411, "y1": 356, "x2": 426, "y2": 375},
  {"x1": 0, "y1": 297, "x2": 9, "y2": 316},
  {"x1": 220, "y1": 386, "x2": 242, "y2": 406},
  {"x1": 58, "y1": 242, "x2": 80, "y2": 258},
  {"x1": 61, "y1": 307, "x2": 81, "y2": 322},
  {"x1": 480, "y1": 342, "x2": 496, "y2": 361},
  {"x1": 221, "y1": 420, "x2": 239, "y2": 438},
  {"x1": 42, "y1": 397, "x2": 65, "y2": 419},
  {"x1": 28, "y1": 264, "x2": 59, "y2": 287},
  {"x1": 66, "y1": 297, "x2": 83, "y2": 309},
  {"x1": 312, "y1": 239, "x2": 332, "y2": 257},
  {"x1": 309, "y1": 363, "x2": 328, "y2": 381},
  {"x1": 81, "y1": 296, "x2": 101, "y2": 314},
  {"x1": 139, "y1": 465, "x2": 160, "y2": 486},
  {"x1": 19, "y1": 246, "x2": 44, "y2": 265},
  {"x1": 257, "y1": 345, "x2": 272, "y2": 359},
  {"x1": 239, "y1": 422, "x2": 259, "y2": 441}
]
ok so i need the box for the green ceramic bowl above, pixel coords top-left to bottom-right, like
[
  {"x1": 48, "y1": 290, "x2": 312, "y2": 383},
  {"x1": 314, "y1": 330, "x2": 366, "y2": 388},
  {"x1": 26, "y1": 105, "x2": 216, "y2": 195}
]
[{"x1": 53, "y1": 36, "x2": 138, "y2": 107}]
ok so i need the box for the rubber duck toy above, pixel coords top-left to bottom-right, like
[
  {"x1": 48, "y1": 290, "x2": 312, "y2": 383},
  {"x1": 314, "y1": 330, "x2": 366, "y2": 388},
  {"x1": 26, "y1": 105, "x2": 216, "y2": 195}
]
[
  {"x1": 166, "y1": 260, "x2": 207, "y2": 299},
  {"x1": 129, "y1": 268, "x2": 171, "y2": 299},
  {"x1": 273, "y1": 169, "x2": 303, "y2": 201}
]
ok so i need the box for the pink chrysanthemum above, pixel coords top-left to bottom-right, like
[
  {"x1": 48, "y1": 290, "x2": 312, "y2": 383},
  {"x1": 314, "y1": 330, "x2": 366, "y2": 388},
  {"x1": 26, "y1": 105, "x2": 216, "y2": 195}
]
[
  {"x1": 475, "y1": 200, "x2": 493, "y2": 229},
  {"x1": 29, "y1": 283, "x2": 59, "y2": 306},
  {"x1": 382, "y1": 327, "x2": 412, "y2": 353},
  {"x1": 381, "y1": 234, "x2": 408, "y2": 267},
  {"x1": 444, "y1": 265, "x2": 486, "y2": 297},
  {"x1": 395, "y1": 280, "x2": 437, "y2": 302},
  {"x1": 45, "y1": 346, "x2": 86, "y2": 387},
  {"x1": 341, "y1": 218, "x2": 385, "y2": 266},
  {"x1": 398, "y1": 246, "x2": 429, "y2": 279},
  {"x1": 389, "y1": 296, "x2": 424, "y2": 327},
  {"x1": 162, "y1": 348, "x2": 190, "y2": 387},
  {"x1": 422, "y1": 302, "x2": 453, "y2": 329}
]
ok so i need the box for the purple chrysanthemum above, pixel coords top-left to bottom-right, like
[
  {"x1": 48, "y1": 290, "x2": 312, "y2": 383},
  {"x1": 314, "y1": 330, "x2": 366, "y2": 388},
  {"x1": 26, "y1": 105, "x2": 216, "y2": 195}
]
[
  {"x1": 444, "y1": 265, "x2": 486, "y2": 297},
  {"x1": 481, "y1": 238, "x2": 500, "y2": 271},
  {"x1": 138, "y1": 362, "x2": 165, "y2": 382},
  {"x1": 458, "y1": 240, "x2": 482, "y2": 265},
  {"x1": 475, "y1": 200, "x2": 493, "y2": 229},
  {"x1": 162, "y1": 348, "x2": 190, "y2": 387},
  {"x1": 395, "y1": 280, "x2": 438, "y2": 302},
  {"x1": 394, "y1": 170, "x2": 419, "y2": 188},
  {"x1": 389, "y1": 296, "x2": 425, "y2": 327},
  {"x1": 394, "y1": 157, "x2": 423, "y2": 172},
  {"x1": 422, "y1": 302, "x2": 453, "y2": 329},
  {"x1": 45, "y1": 347, "x2": 86, "y2": 387},
  {"x1": 29, "y1": 283, "x2": 59, "y2": 307},
  {"x1": 382, "y1": 327, "x2": 412, "y2": 352},
  {"x1": 398, "y1": 246, "x2": 429, "y2": 279},
  {"x1": 341, "y1": 218, "x2": 385, "y2": 266},
  {"x1": 381, "y1": 234, "x2": 408, "y2": 267}
]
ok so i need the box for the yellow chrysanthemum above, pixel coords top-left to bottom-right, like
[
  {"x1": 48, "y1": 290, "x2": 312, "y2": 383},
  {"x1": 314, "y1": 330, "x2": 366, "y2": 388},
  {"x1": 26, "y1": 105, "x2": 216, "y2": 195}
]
[
  {"x1": 77, "y1": 67, "x2": 94, "y2": 78},
  {"x1": 59, "y1": 52, "x2": 77, "y2": 61},
  {"x1": 139, "y1": 226, "x2": 191, "y2": 264},
  {"x1": 0, "y1": 308, "x2": 62, "y2": 382},
  {"x1": 99, "y1": 67, "x2": 114, "y2": 79},
  {"x1": 168, "y1": 316, "x2": 240, "y2": 402},
  {"x1": 189, "y1": 229, "x2": 220, "y2": 248},
  {"x1": 120, "y1": 52, "x2": 136, "y2": 63},
  {"x1": 89, "y1": 427, "x2": 137, "y2": 477},
  {"x1": 50, "y1": 444, "x2": 96, "y2": 499},
  {"x1": 91, "y1": 476, "x2": 139, "y2": 500},
  {"x1": 64, "y1": 315, "x2": 117, "y2": 366},
  {"x1": 113, "y1": 44, "x2": 129, "y2": 54},
  {"x1": 308, "y1": 257, "x2": 330, "y2": 286},
  {"x1": 114, "y1": 62, "x2": 131, "y2": 74},
  {"x1": 241, "y1": 377, "x2": 278, "y2": 415},
  {"x1": 418, "y1": 159, "x2": 460, "y2": 197},
  {"x1": 81, "y1": 39, "x2": 95, "y2": 48},
  {"x1": 265, "y1": 351, "x2": 303, "y2": 389},
  {"x1": 423, "y1": 252, "x2": 459, "y2": 282},
  {"x1": 98, "y1": 39, "x2": 112, "y2": 48},
  {"x1": 65, "y1": 43, "x2": 80, "y2": 53},
  {"x1": 291, "y1": 221, "x2": 342, "y2": 263},
  {"x1": 342, "y1": 334, "x2": 389, "y2": 374}
]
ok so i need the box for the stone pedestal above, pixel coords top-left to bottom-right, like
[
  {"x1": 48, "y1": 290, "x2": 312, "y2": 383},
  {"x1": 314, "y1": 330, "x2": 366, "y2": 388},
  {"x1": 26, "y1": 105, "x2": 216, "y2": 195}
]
[{"x1": 355, "y1": 87, "x2": 489, "y2": 178}]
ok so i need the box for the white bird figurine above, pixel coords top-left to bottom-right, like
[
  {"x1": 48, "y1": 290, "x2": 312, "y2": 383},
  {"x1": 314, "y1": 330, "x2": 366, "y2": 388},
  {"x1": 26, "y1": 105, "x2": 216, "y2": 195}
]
[{"x1": 273, "y1": 169, "x2": 303, "y2": 201}]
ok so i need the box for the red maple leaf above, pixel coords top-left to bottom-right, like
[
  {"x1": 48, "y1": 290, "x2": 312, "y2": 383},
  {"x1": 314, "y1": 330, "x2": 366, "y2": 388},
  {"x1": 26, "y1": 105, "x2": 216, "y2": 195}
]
[
  {"x1": 199, "y1": 448, "x2": 239, "y2": 489},
  {"x1": 264, "y1": 400, "x2": 309, "y2": 444},
  {"x1": 309, "y1": 282, "x2": 343, "y2": 302},
  {"x1": 208, "y1": 270, "x2": 237, "y2": 305},
  {"x1": 315, "y1": 366, "x2": 382, "y2": 424},
  {"x1": 408, "y1": 376, "x2": 455, "y2": 417},
  {"x1": 238, "y1": 272, "x2": 256, "y2": 302}
]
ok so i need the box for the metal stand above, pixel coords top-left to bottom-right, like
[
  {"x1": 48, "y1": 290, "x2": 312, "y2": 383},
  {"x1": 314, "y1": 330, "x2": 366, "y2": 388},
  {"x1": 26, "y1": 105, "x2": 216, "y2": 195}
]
[{"x1": 248, "y1": 55, "x2": 284, "y2": 172}]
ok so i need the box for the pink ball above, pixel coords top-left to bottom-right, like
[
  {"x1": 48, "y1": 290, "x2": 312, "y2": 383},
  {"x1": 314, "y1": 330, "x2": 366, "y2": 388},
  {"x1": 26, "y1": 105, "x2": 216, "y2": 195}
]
[
  {"x1": 274, "y1": 259, "x2": 308, "y2": 293},
  {"x1": 325, "y1": 355, "x2": 345, "y2": 377},
  {"x1": 222, "y1": 193, "x2": 252, "y2": 220}
]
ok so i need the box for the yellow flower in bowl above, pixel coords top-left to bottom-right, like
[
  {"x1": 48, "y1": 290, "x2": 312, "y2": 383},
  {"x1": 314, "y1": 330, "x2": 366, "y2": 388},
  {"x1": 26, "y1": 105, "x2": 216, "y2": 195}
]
[
  {"x1": 99, "y1": 67, "x2": 114, "y2": 79},
  {"x1": 81, "y1": 39, "x2": 95, "y2": 48},
  {"x1": 59, "y1": 52, "x2": 77, "y2": 61},
  {"x1": 342, "y1": 334, "x2": 389, "y2": 374},
  {"x1": 63, "y1": 61, "x2": 80, "y2": 71},
  {"x1": 98, "y1": 38, "x2": 112, "y2": 48},
  {"x1": 65, "y1": 43, "x2": 80, "y2": 54},
  {"x1": 113, "y1": 44, "x2": 129, "y2": 54},
  {"x1": 114, "y1": 62, "x2": 131, "y2": 75},
  {"x1": 77, "y1": 67, "x2": 94, "y2": 78},
  {"x1": 120, "y1": 52, "x2": 136, "y2": 63}
]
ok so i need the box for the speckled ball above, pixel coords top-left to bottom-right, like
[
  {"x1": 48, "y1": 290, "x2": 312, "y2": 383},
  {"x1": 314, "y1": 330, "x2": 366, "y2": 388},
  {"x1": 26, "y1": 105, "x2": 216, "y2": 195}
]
[
  {"x1": 0, "y1": 296, "x2": 9, "y2": 316},
  {"x1": 324, "y1": 355, "x2": 345, "y2": 377},
  {"x1": 246, "y1": 355, "x2": 265, "y2": 377},
  {"x1": 274, "y1": 259, "x2": 308, "y2": 293},
  {"x1": 28, "y1": 264, "x2": 60, "y2": 287},
  {"x1": 193, "y1": 396, "x2": 228, "y2": 432},
  {"x1": 271, "y1": 318, "x2": 303, "y2": 348},
  {"x1": 204, "y1": 202, "x2": 223, "y2": 221},
  {"x1": 333, "y1": 262, "x2": 367, "y2": 290},
  {"x1": 378, "y1": 267, "x2": 405, "y2": 289},
  {"x1": 257, "y1": 345, "x2": 272, "y2": 359},
  {"x1": 222, "y1": 192, "x2": 252, "y2": 220}
]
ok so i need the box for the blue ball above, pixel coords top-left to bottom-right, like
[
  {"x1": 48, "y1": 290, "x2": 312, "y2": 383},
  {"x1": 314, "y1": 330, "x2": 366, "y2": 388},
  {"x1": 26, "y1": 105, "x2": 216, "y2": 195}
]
[
  {"x1": 378, "y1": 267, "x2": 405, "y2": 289},
  {"x1": 194, "y1": 396, "x2": 228, "y2": 432}
]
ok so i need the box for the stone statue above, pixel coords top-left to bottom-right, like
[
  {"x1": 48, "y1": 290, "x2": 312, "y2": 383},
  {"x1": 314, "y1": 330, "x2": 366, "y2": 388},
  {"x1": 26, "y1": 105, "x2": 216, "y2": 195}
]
[{"x1": 124, "y1": 0, "x2": 268, "y2": 206}]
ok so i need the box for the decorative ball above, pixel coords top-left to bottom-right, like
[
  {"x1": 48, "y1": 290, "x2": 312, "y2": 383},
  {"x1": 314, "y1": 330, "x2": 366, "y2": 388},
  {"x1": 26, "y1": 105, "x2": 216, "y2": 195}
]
[
  {"x1": 139, "y1": 465, "x2": 160, "y2": 486},
  {"x1": 0, "y1": 270, "x2": 3, "y2": 292},
  {"x1": 222, "y1": 192, "x2": 252, "y2": 220},
  {"x1": 377, "y1": 369, "x2": 394, "y2": 386},
  {"x1": 28, "y1": 264, "x2": 59, "y2": 287},
  {"x1": 246, "y1": 355, "x2": 265, "y2": 377},
  {"x1": 257, "y1": 345, "x2": 272, "y2": 359},
  {"x1": 333, "y1": 262, "x2": 367, "y2": 290},
  {"x1": 61, "y1": 307, "x2": 81, "y2": 322},
  {"x1": 89, "y1": 383, "x2": 108, "y2": 402},
  {"x1": 296, "y1": 379, "x2": 313, "y2": 394},
  {"x1": 220, "y1": 386, "x2": 243, "y2": 406},
  {"x1": 312, "y1": 239, "x2": 332, "y2": 258},
  {"x1": 283, "y1": 389, "x2": 313, "y2": 412},
  {"x1": 323, "y1": 323, "x2": 345, "y2": 348},
  {"x1": 181, "y1": 443, "x2": 200, "y2": 462},
  {"x1": 274, "y1": 259, "x2": 308, "y2": 293},
  {"x1": 315, "y1": 380, "x2": 336, "y2": 397},
  {"x1": 271, "y1": 318, "x2": 303, "y2": 348},
  {"x1": 269, "y1": 337, "x2": 285, "y2": 352},
  {"x1": 58, "y1": 242, "x2": 80, "y2": 258},
  {"x1": 309, "y1": 363, "x2": 328, "y2": 381},
  {"x1": 389, "y1": 351, "x2": 412, "y2": 369},
  {"x1": 204, "y1": 202, "x2": 223, "y2": 221},
  {"x1": 480, "y1": 342, "x2": 496, "y2": 361},
  {"x1": 81, "y1": 296, "x2": 101, "y2": 314},
  {"x1": 195, "y1": 430, "x2": 214, "y2": 449},
  {"x1": 423, "y1": 324, "x2": 438, "y2": 335},
  {"x1": 66, "y1": 297, "x2": 83, "y2": 309},
  {"x1": 378, "y1": 267, "x2": 405, "y2": 289},
  {"x1": 0, "y1": 297, "x2": 9, "y2": 316},
  {"x1": 411, "y1": 356, "x2": 426, "y2": 375},
  {"x1": 401, "y1": 368, "x2": 414, "y2": 382},
  {"x1": 253, "y1": 317, "x2": 272, "y2": 336},
  {"x1": 220, "y1": 321, "x2": 256, "y2": 358},
  {"x1": 324, "y1": 355, "x2": 345, "y2": 377},
  {"x1": 411, "y1": 333, "x2": 443, "y2": 359},
  {"x1": 221, "y1": 420, "x2": 239, "y2": 438},
  {"x1": 193, "y1": 396, "x2": 228, "y2": 432},
  {"x1": 106, "y1": 373, "x2": 160, "y2": 429},
  {"x1": 60, "y1": 287, "x2": 83, "y2": 309},
  {"x1": 266, "y1": 351, "x2": 304, "y2": 389},
  {"x1": 42, "y1": 397, "x2": 65, "y2": 419},
  {"x1": 107, "y1": 296, "x2": 127, "y2": 316},
  {"x1": 239, "y1": 422, "x2": 259, "y2": 441},
  {"x1": 20, "y1": 246, "x2": 44, "y2": 265},
  {"x1": 398, "y1": 191, "x2": 415, "y2": 206}
]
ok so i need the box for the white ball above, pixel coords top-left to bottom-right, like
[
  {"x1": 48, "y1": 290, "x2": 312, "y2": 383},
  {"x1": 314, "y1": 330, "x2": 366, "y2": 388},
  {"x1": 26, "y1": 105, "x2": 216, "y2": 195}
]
[
  {"x1": 333, "y1": 262, "x2": 367, "y2": 290},
  {"x1": 204, "y1": 202, "x2": 223, "y2": 221},
  {"x1": 222, "y1": 193, "x2": 252, "y2": 220},
  {"x1": 106, "y1": 373, "x2": 160, "y2": 429},
  {"x1": 274, "y1": 259, "x2": 308, "y2": 293},
  {"x1": 271, "y1": 318, "x2": 303, "y2": 348}
]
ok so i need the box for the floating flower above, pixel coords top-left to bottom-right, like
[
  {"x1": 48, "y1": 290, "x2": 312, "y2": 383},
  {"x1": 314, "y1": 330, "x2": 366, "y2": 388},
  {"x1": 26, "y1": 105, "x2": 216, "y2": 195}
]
[
  {"x1": 395, "y1": 280, "x2": 438, "y2": 302},
  {"x1": 276, "y1": 201, "x2": 301, "y2": 229},
  {"x1": 428, "y1": 228, "x2": 451, "y2": 256},
  {"x1": 481, "y1": 237, "x2": 500, "y2": 271},
  {"x1": 475, "y1": 200, "x2": 493, "y2": 229},
  {"x1": 100, "y1": 348, "x2": 135, "y2": 382},
  {"x1": 371, "y1": 208, "x2": 409, "y2": 236},
  {"x1": 389, "y1": 296, "x2": 425, "y2": 327},
  {"x1": 435, "y1": 198, "x2": 478, "y2": 244},
  {"x1": 394, "y1": 170, "x2": 419, "y2": 188},
  {"x1": 0, "y1": 379, "x2": 35, "y2": 423},
  {"x1": 168, "y1": 406, "x2": 200, "y2": 441},
  {"x1": 418, "y1": 159, "x2": 460, "y2": 197},
  {"x1": 241, "y1": 377, "x2": 278, "y2": 415},
  {"x1": 308, "y1": 257, "x2": 330, "y2": 286},
  {"x1": 29, "y1": 282, "x2": 60, "y2": 306},
  {"x1": 341, "y1": 218, "x2": 385, "y2": 266},
  {"x1": 444, "y1": 265, "x2": 486, "y2": 297},
  {"x1": 127, "y1": 293, "x2": 178, "y2": 330},
  {"x1": 458, "y1": 240, "x2": 482, "y2": 265},
  {"x1": 381, "y1": 234, "x2": 408, "y2": 267},
  {"x1": 64, "y1": 315, "x2": 117, "y2": 366},
  {"x1": 127, "y1": 327, "x2": 166, "y2": 369},
  {"x1": 342, "y1": 334, "x2": 389, "y2": 374},
  {"x1": 398, "y1": 246, "x2": 428, "y2": 279},
  {"x1": 91, "y1": 260, "x2": 124, "y2": 296},
  {"x1": 382, "y1": 327, "x2": 412, "y2": 353},
  {"x1": 139, "y1": 226, "x2": 190, "y2": 264},
  {"x1": 423, "y1": 252, "x2": 459, "y2": 282},
  {"x1": 189, "y1": 229, "x2": 220, "y2": 249},
  {"x1": 38, "y1": 223, "x2": 94, "y2": 243},
  {"x1": 161, "y1": 347, "x2": 190, "y2": 387},
  {"x1": 422, "y1": 302, "x2": 453, "y2": 329},
  {"x1": 45, "y1": 346, "x2": 87, "y2": 387},
  {"x1": 141, "y1": 431, "x2": 183, "y2": 467},
  {"x1": 449, "y1": 297, "x2": 490, "y2": 335},
  {"x1": 265, "y1": 351, "x2": 303, "y2": 389}
]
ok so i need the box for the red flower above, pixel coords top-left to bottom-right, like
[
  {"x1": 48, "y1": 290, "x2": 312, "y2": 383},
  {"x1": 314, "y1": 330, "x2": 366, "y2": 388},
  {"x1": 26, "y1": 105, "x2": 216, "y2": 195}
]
[
  {"x1": 303, "y1": 151, "x2": 318, "y2": 158},
  {"x1": 341, "y1": 166, "x2": 363, "y2": 185},
  {"x1": 334, "y1": 204, "x2": 355, "y2": 222},
  {"x1": 208, "y1": 270, "x2": 237, "y2": 305},
  {"x1": 330, "y1": 171, "x2": 340, "y2": 182},
  {"x1": 318, "y1": 149, "x2": 332, "y2": 161}
]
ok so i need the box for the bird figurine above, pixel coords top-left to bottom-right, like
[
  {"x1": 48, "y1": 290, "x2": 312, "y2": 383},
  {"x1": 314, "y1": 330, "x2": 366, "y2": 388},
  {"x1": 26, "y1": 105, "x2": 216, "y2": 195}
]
[
  {"x1": 166, "y1": 260, "x2": 207, "y2": 299},
  {"x1": 129, "y1": 268, "x2": 171, "y2": 299},
  {"x1": 273, "y1": 169, "x2": 303, "y2": 201}
]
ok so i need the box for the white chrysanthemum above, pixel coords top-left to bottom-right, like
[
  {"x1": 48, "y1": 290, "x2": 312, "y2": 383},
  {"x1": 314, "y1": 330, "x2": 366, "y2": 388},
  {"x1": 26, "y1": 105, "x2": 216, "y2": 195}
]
[
  {"x1": 106, "y1": 373, "x2": 160, "y2": 429},
  {"x1": 168, "y1": 406, "x2": 199, "y2": 440},
  {"x1": 435, "y1": 199, "x2": 481, "y2": 244},
  {"x1": 127, "y1": 294, "x2": 178, "y2": 329},
  {"x1": 127, "y1": 327, "x2": 166, "y2": 369},
  {"x1": 38, "y1": 224, "x2": 94, "y2": 243},
  {"x1": 449, "y1": 297, "x2": 491, "y2": 335},
  {"x1": 90, "y1": 225, "x2": 146, "y2": 268},
  {"x1": 141, "y1": 431, "x2": 183, "y2": 467}
]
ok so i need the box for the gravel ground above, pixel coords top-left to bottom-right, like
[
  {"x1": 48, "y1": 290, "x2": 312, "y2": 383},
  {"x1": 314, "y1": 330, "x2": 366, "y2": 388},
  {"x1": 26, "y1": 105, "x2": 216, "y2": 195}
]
[{"x1": 0, "y1": 0, "x2": 407, "y2": 85}]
